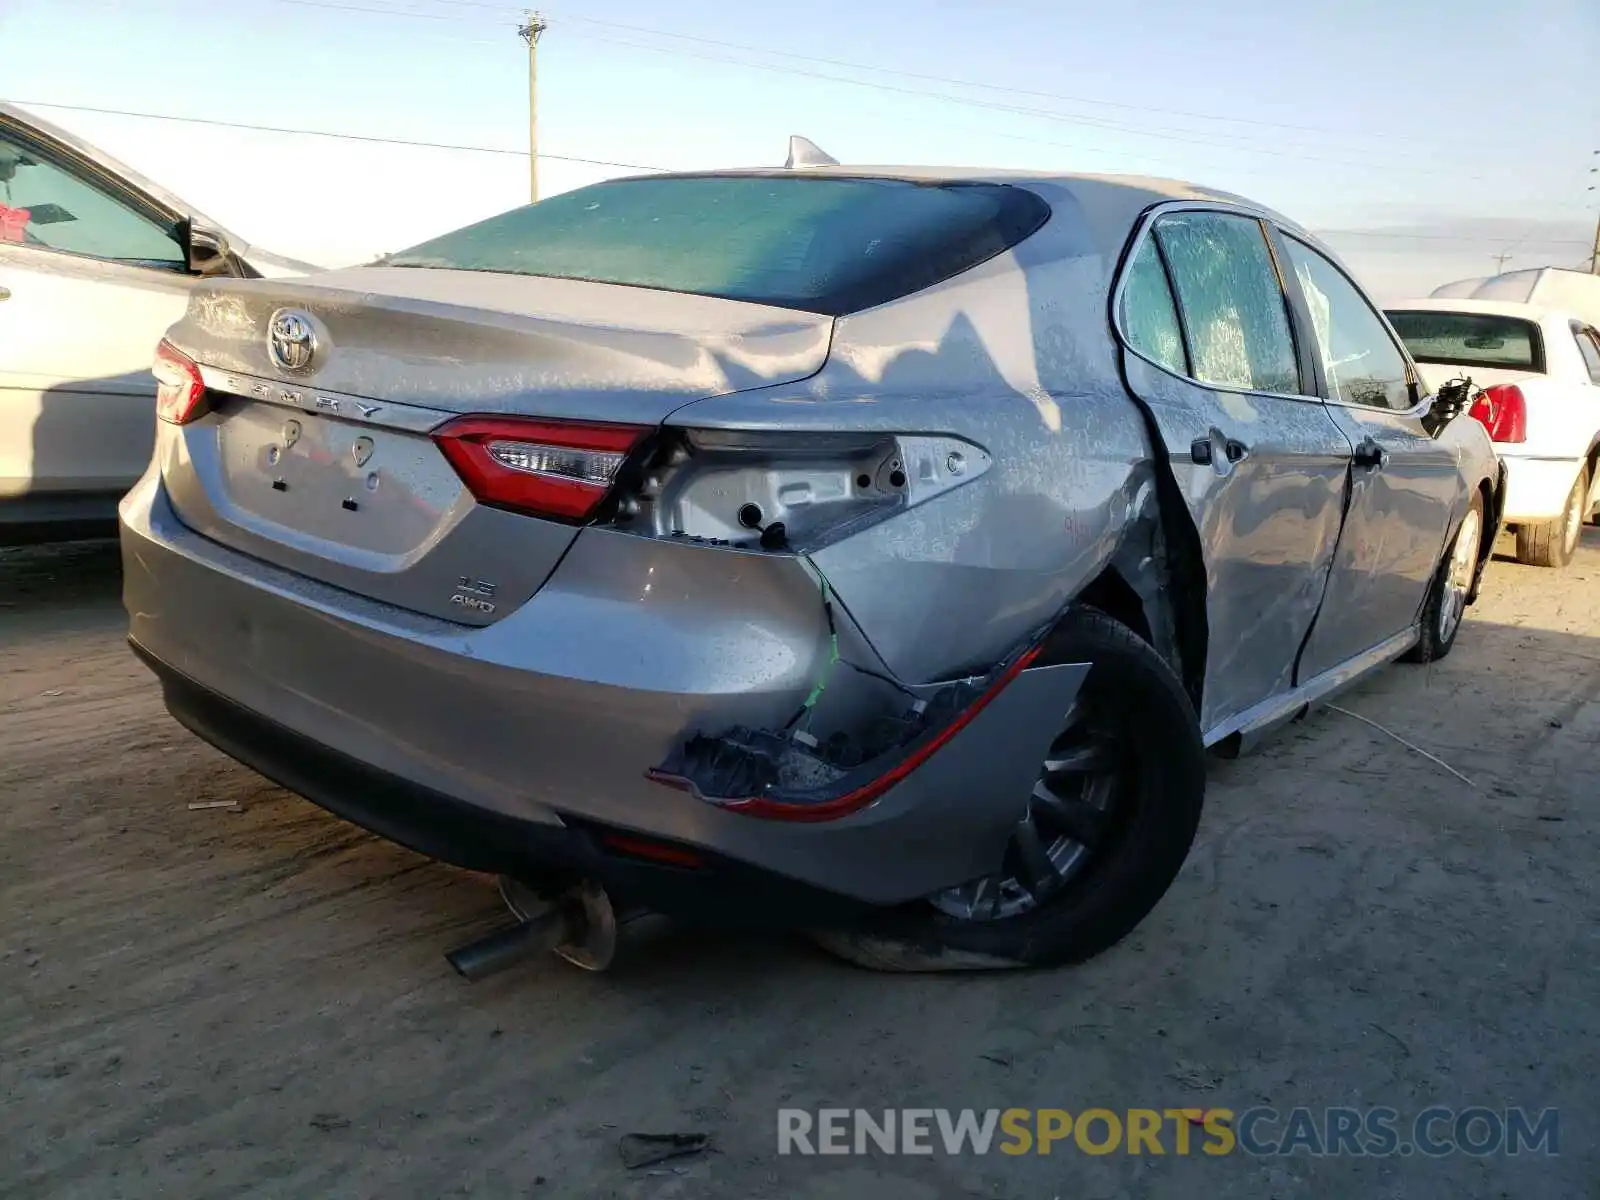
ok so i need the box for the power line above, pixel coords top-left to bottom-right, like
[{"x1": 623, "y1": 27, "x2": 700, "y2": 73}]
[
  {"x1": 9, "y1": 100, "x2": 668, "y2": 170},
  {"x1": 17, "y1": 97, "x2": 1587, "y2": 255},
  {"x1": 1317, "y1": 229, "x2": 1590, "y2": 247},
  {"x1": 17, "y1": 97, "x2": 1582, "y2": 257},
  {"x1": 270, "y1": 0, "x2": 1516, "y2": 179},
  {"x1": 355, "y1": 0, "x2": 1530, "y2": 154},
  {"x1": 544, "y1": 28, "x2": 1513, "y2": 180}
]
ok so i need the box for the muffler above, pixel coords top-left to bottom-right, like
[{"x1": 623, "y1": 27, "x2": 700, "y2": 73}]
[
  {"x1": 445, "y1": 904, "x2": 574, "y2": 981},
  {"x1": 445, "y1": 878, "x2": 672, "y2": 980}
]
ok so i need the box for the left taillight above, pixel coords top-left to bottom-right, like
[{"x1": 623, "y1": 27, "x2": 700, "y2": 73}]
[
  {"x1": 432, "y1": 415, "x2": 648, "y2": 522},
  {"x1": 153, "y1": 339, "x2": 207, "y2": 425}
]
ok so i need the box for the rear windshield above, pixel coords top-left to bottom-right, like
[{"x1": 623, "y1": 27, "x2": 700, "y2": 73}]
[
  {"x1": 382, "y1": 174, "x2": 1050, "y2": 316},
  {"x1": 1384, "y1": 310, "x2": 1546, "y2": 373}
]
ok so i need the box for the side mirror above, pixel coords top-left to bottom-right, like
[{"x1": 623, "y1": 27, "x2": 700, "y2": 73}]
[
  {"x1": 184, "y1": 221, "x2": 233, "y2": 276},
  {"x1": 1421, "y1": 377, "x2": 1474, "y2": 438}
]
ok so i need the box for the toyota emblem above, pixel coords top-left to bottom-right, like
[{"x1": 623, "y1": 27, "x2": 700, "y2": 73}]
[{"x1": 268, "y1": 309, "x2": 319, "y2": 373}]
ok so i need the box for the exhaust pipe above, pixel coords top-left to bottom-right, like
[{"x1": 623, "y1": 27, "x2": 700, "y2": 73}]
[
  {"x1": 446, "y1": 879, "x2": 672, "y2": 980},
  {"x1": 445, "y1": 904, "x2": 574, "y2": 981}
]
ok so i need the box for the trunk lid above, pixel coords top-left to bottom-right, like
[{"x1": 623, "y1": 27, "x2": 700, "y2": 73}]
[{"x1": 160, "y1": 267, "x2": 833, "y2": 623}]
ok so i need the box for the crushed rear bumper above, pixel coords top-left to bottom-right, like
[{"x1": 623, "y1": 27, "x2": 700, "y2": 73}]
[
  {"x1": 136, "y1": 643, "x2": 872, "y2": 928},
  {"x1": 120, "y1": 470, "x2": 1088, "y2": 909}
]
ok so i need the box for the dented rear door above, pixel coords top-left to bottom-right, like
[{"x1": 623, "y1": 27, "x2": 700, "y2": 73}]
[{"x1": 1115, "y1": 207, "x2": 1354, "y2": 737}]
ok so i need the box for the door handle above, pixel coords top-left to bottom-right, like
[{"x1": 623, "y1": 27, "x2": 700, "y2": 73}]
[
  {"x1": 1190, "y1": 434, "x2": 1249, "y2": 467},
  {"x1": 1353, "y1": 439, "x2": 1389, "y2": 470}
]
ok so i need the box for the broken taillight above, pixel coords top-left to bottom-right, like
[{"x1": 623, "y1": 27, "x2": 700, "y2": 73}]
[
  {"x1": 1467, "y1": 384, "x2": 1527, "y2": 444},
  {"x1": 153, "y1": 339, "x2": 208, "y2": 425},
  {"x1": 647, "y1": 645, "x2": 1042, "y2": 822},
  {"x1": 433, "y1": 415, "x2": 648, "y2": 522}
]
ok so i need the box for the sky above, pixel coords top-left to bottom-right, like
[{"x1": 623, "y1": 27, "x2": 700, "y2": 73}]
[{"x1": 4, "y1": 0, "x2": 1597, "y2": 301}]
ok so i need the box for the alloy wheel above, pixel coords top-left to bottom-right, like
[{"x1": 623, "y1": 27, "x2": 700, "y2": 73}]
[
  {"x1": 1439, "y1": 507, "x2": 1481, "y2": 644},
  {"x1": 930, "y1": 698, "x2": 1123, "y2": 923}
]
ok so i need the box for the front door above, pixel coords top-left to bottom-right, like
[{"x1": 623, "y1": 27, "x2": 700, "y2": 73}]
[
  {"x1": 1116, "y1": 207, "x2": 1354, "y2": 736},
  {"x1": 1279, "y1": 236, "x2": 1459, "y2": 679},
  {"x1": 0, "y1": 119, "x2": 194, "y2": 507}
]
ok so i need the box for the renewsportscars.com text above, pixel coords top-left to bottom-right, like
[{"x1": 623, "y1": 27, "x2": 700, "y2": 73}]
[{"x1": 777, "y1": 1106, "x2": 1559, "y2": 1158}]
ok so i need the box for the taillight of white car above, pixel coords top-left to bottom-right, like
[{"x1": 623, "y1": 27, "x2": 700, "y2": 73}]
[
  {"x1": 1468, "y1": 383, "x2": 1528, "y2": 444},
  {"x1": 153, "y1": 339, "x2": 208, "y2": 426}
]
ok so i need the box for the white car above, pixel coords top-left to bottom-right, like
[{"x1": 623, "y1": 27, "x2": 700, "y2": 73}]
[
  {"x1": 1386, "y1": 298, "x2": 1600, "y2": 567},
  {"x1": 0, "y1": 102, "x2": 315, "y2": 545}
]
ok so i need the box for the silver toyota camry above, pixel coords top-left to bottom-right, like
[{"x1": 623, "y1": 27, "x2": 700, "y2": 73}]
[{"x1": 119, "y1": 141, "x2": 1503, "y2": 972}]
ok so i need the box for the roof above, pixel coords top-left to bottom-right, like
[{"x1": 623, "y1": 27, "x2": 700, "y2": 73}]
[
  {"x1": 1428, "y1": 267, "x2": 1600, "y2": 324},
  {"x1": 1385, "y1": 296, "x2": 1582, "y2": 325}
]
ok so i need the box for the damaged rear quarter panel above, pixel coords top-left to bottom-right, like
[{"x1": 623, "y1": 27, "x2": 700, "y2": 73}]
[{"x1": 667, "y1": 185, "x2": 1162, "y2": 684}]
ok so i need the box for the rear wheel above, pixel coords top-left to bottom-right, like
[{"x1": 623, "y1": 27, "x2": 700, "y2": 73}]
[
  {"x1": 1515, "y1": 467, "x2": 1587, "y2": 568},
  {"x1": 815, "y1": 608, "x2": 1205, "y2": 971}
]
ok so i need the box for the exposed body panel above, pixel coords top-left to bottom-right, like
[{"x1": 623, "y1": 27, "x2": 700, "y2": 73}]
[{"x1": 673, "y1": 197, "x2": 1159, "y2": 684}]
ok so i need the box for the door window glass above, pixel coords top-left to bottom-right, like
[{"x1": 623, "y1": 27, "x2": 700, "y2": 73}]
[
  {"x1": 1152, "y1": 212, "x2": 1300, "y2": 395},
  {"x1": 1119, "y1": 237, "x2": 1187, "y2": 375},
  {"x1": 0, "y1": 133, "x2": 184, "y2": 268},
  {"x1": 1571, "y1": 325, "x2": 1600, "y2": 385},
  {"x1": 1283, "y1": 237, "x2": 1413, "y2": 410}
]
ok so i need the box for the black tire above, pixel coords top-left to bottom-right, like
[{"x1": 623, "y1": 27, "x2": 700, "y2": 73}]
[
  {"x1": 1403, "y1": 490, "x2": 1484, "y2": 665},
  {"x1": 1515, "y1": 467, "x2": 1587, "y2": 568},
  {"x1": 815, "y1": 608, "x2": 1205, "y2": 971}
]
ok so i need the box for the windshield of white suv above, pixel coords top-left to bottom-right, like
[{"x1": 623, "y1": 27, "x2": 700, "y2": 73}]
[
  {"x1": 1385, "y1": 310, "x2": 1546, "y2": 373},
  {"x1": 382, "y1": 174, "x2": 1051, "y2": 316}
]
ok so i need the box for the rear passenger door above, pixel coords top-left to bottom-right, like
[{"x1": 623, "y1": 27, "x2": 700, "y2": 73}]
[
  {"x1": 1278, "y1": 236, "x2": 1460, "y2": 680},
  {"x1": 1115, "y1": 206, "x2": 1354, "y2": 738}
]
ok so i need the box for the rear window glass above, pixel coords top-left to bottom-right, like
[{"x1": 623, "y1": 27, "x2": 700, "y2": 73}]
[
  {"x1": 383, "y1": 174, "x2": 1050, "y2": 316},
  {"x1": 1384, "y1": 310, "x2": 1545, "y2": 373}
]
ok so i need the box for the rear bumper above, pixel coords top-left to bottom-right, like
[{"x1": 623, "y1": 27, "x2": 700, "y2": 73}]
[
  {"x1": 119, "y1": 470, "x2": 1086, "y2": 908},
  {"x1": 1498, "y1": 453, "x2": 1582, "y2": 524},
  {"x1": 135, "y1": 641, "x2": 870, "y2": 927}
]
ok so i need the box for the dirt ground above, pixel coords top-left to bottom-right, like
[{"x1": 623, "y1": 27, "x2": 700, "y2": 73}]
[{"x1": 2, "y1": 531, "x2": 1596, "y2": 1200}]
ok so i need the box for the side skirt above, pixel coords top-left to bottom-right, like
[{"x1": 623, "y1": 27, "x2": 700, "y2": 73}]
[{"x1": 1201, "y1": 625, "x2": 1421, "y2": 754}]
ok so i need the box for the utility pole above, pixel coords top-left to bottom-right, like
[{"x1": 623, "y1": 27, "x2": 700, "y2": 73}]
[
  {"x1": 1589, "y1": 150, "x2": 1598, "y2": 274},
  {"x1": 1491, "y1": 252, "x2": 1514, "y2": 274},
  {"x1": 519, "y1": 12, "x2": 547, "y2": 203}
]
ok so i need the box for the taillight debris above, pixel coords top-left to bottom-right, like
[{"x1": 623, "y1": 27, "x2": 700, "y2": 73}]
[{"x1": 645, "y1": 640, "x2": 1043, "y2": 823}]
